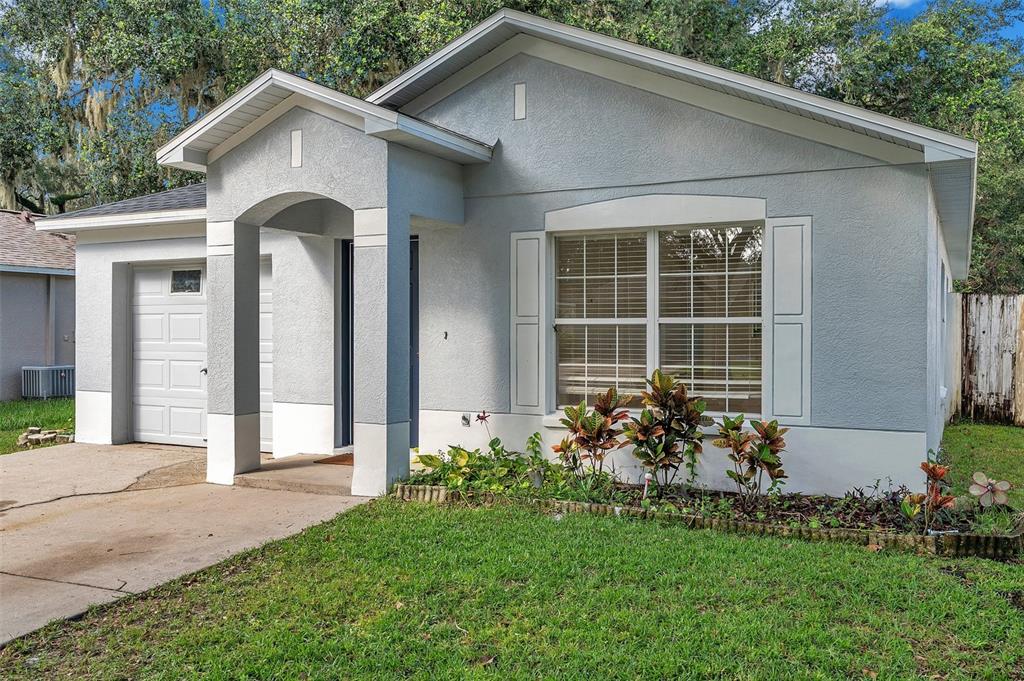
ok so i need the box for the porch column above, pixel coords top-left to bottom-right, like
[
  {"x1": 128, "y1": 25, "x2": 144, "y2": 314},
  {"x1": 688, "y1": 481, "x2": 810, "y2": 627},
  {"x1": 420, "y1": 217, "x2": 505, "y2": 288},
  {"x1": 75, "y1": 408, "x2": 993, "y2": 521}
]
[
  {"x1": 205, "y1": 220, "x2": 261, "y2": 484},
  {"x1": 351, "y1": 208, "x2": 410, "y2": 496}
]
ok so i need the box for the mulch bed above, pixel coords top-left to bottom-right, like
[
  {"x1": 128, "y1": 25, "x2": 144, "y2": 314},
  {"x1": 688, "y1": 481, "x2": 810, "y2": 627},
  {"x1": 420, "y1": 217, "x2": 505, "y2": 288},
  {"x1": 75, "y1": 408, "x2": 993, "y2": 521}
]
[{"x1": 393, "y1": 484, "x2": 1023, "y2": 560}]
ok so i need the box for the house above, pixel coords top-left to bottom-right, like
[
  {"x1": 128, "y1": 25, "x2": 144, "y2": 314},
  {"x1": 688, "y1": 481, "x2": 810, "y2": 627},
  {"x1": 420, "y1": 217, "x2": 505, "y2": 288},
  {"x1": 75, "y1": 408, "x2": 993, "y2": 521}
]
[
  {"x1": 35, "y1": 9, "x2": 974, "y2": 496},
  {"x1": 0, "y1": 210, "x2": 76, "y2": 401}
]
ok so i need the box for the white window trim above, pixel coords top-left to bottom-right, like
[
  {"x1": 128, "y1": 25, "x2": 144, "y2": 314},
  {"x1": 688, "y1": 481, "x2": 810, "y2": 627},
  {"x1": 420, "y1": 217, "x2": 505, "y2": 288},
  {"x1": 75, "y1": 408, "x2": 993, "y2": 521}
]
[
  {"x1": 545, "y1": 194, "x2": 767, "y2": 232},
  {"x1": 169, "y1": 268, "x2": 205, "y2": 296},
  {"x1": 550, "y1": 222, "x2": 765, "y2": 418}
]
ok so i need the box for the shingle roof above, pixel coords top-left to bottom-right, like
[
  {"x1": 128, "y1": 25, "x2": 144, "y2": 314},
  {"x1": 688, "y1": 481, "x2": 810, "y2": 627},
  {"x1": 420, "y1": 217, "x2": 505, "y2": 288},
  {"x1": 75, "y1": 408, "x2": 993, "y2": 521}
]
[
  {"x1": 52, "y1": 183, "x2": 207, "y2": 220},
  {"x1": 0, "y1": 210, "x2": 76, "y2": 271}
]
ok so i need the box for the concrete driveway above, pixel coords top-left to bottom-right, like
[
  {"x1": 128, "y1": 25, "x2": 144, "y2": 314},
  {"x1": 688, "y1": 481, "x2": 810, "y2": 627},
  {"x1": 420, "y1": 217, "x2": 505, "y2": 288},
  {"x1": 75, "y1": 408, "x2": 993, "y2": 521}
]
[{"x1": 0, "y1": 443, "x2": 365, "y2": 644}]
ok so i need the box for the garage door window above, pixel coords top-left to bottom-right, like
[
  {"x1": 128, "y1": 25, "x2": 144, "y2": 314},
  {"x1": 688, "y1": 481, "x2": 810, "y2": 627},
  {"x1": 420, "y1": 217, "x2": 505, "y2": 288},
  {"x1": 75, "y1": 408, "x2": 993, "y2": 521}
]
[{"x1": 170, "y1": 269, "x2": 202, "y2": 294}]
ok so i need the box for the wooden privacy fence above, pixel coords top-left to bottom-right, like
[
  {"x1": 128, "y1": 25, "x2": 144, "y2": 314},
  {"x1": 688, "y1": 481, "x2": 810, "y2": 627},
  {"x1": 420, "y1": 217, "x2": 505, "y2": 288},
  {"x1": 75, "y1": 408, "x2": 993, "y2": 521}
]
[{"x1": 957, "y1": 293, "x2": 1024, "y2": 425}]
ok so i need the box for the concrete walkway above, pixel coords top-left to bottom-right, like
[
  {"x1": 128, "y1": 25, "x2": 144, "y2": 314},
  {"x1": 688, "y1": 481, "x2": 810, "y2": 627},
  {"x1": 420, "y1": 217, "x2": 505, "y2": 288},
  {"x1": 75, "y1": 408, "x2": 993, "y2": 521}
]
[{"x1": 0, "y1": 443, "x2": 365, "y2": 644}]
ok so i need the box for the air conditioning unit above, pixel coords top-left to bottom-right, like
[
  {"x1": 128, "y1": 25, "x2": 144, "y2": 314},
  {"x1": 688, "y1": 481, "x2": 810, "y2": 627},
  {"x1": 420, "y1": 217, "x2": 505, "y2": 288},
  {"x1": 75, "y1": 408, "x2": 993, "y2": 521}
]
[{"x1": 22, "y1": 365, "x2": 75, "y2": 399}]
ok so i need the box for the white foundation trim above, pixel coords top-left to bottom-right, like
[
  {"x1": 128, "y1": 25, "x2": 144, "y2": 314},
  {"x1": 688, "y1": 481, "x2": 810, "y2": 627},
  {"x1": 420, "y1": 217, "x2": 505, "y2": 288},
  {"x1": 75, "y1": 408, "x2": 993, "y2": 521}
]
[
  {"x1": 351, "y1": 421, "x2": 410, "y2": 497},
  {"x1": 271, "y1": 402, "x2": 334, "y2": 458},
  {"x1": 206, "y1": 412, "x2": 262, "y2": 485},
  {"x1": 75, "y1": 390, "x2": 113, "y2": 444}
]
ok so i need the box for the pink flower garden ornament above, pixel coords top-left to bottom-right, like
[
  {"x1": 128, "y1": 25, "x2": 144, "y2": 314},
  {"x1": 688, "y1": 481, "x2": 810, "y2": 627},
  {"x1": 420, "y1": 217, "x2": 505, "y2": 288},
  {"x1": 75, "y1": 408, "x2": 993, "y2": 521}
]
[{"x1": 969, "y1": 472, "x2": 1011, "y2": 507}]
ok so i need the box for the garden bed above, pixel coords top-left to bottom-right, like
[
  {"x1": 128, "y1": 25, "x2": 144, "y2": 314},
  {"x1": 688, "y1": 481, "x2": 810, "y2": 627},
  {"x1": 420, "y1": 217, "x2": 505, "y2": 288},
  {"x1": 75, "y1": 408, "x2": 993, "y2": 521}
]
[{"x1": 393, "y1": 484, "x2": 1024, "y2": 560}]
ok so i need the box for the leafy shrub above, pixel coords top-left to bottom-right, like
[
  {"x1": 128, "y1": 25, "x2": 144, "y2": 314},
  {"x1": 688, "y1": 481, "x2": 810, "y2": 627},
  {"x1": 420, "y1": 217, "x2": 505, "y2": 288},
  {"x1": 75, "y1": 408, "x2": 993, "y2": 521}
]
[
  {"x1": 622, "y1": 369, "x2": 706, "y2": 491},
  {"x1": 412, "y1": 436, "x2": 553, "y2": 494},
  {"x1": 553, "y1": 388, "x2": 630, "y2": 478},
  {"x1": 712, "y1": 415, "x2": 788, "y2": 512}
]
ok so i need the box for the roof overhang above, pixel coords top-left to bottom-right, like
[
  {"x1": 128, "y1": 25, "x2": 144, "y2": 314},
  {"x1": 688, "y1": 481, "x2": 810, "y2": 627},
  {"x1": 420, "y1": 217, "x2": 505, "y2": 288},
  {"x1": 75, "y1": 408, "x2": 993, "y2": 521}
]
[
  {"x1": 35, "y1": 207, "x2": 207, "y2": 232},
  {"x1": 368, "y1": 8, "x2": 978, "y2": 278},
  {"x1": 0, "y1": 264, "x2": 75, "y2": 276},
  {"x1": 929, "y1": 157, "x2": 977, "y2": 279},
  {"x1": 156, "y1": 70, "x2": 492, "y2": 172},
  {"x1": 369, "y1": 10, "x2": 977, "y2": 160}
]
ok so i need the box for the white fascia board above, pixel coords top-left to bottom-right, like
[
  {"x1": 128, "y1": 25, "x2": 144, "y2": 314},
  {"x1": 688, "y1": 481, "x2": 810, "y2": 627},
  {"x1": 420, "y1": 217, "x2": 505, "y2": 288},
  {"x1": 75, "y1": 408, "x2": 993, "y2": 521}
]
[
  {"x1": 368, "y1": 10, "x2": 510, "y2": 106},
  {"x1": 156, "y1": 69, "x2": 398, "y2": 171},
  {"x1": 0, "y1": 264, "x2": 75, "y2": 276},
  {"x1": 369, "y1": 9, "x2": 977, "y2": 160},
  {"x1": 391, "y1": 114, "x2": 493, "y2": 163},
  {"x1": 207, "y1": 94, "x2": 366, "y2": 165},
  {"x1": 35, "y1": 207, "x2": 207, "y2": 232},
  {"x1": 157, "y1": 68, "x2": 489, "y2": 172},
  {"x1": 156, "y1": 69, "x2": 277, "y2": 163}
]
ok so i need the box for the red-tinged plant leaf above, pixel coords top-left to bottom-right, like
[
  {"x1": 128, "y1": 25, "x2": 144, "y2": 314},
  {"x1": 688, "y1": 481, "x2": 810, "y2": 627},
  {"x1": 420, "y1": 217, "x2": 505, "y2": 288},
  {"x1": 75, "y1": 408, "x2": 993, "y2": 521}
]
[{"x1": 920, "y1": 462, "x2": 949, "y2": 482}]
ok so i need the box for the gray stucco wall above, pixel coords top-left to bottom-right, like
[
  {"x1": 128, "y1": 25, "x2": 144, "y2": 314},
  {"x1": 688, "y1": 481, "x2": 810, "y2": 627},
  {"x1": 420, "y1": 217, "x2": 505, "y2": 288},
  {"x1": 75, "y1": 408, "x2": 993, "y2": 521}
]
[
  {"x1": 74, "y1": 229, "x2": 338, "y2": 437},
  {"x1": 925, "y1": 185, "x2": 953, "y2": 452},
  {"x1": 207, "y1": 106, "x2": 387, "y2": 221},
  {"x1": 0, "y1": 272, "x2": 76, "y2": 401},
  {"x1": 414, "y1": 53, "x2": 931, "y2": 433}
]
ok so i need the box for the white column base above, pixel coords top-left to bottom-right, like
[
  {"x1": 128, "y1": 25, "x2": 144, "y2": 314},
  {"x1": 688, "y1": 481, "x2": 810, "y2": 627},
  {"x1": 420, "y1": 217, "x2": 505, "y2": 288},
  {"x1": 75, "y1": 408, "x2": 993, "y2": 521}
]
[
  {"x1": 206, "y1": 413, "x2": 261, "y2": 485},
  {"x1": 271, "y1": 402, "x2": 334, "y2": 458},
  {"x1": 75, "y1": 390, "x2": 113, "y2": 444},
  {"x1": 351, "y1": 421, "x2": 410, "y2": 497}
]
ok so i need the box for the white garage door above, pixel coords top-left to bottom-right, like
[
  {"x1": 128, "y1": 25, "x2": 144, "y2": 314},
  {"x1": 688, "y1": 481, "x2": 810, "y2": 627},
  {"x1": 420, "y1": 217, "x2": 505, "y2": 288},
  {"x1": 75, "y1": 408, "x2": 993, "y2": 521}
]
[{"x1": 132, "y1": 262, "x2": 273, "y2": 449}]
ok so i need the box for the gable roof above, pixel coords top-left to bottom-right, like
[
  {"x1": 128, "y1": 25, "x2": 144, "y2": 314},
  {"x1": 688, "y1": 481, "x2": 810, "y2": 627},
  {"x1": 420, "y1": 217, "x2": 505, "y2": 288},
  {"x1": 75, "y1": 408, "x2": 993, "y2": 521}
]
[
  {"x1": 369, "y1": 9, "x2": 976, "y2": 161},
  {"x1": 0, "y1": 210, "x2": 75, "y2": 274},
  {"x1": 156, "y1": 70, "x2": 492, "y2": 172},
  {"x1": 367, "y1": 8, "x2": 977, "y2": 277}
]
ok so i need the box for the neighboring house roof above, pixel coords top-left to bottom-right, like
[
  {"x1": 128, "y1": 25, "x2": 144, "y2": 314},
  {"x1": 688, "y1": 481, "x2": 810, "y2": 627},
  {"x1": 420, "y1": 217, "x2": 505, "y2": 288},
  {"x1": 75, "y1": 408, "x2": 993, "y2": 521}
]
[
  {"x1": 155, "y1": 70, "x2": 492, "y2": 173},
  {"x1": 0, "y1": 210, "x2": 76, "y2": 274}
]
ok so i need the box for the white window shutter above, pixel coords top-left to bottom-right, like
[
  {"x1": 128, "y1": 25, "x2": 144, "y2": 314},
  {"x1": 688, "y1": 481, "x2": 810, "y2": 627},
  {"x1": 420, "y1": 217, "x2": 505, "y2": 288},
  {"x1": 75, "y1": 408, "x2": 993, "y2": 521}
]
[
  {"x1": 763, "y1": 217, "x2": 812, "y2": 424},
  {"x1": 510, "y1": 231, "x2": 546, "y2": 414}
]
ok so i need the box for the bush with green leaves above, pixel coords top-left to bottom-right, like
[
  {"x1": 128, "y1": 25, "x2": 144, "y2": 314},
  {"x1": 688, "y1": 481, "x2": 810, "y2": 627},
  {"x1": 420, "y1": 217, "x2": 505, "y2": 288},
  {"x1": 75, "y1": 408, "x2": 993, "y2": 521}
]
[
  {"x1": 622, "y1": 369, "x2": 706, "y2": 491},
  {"x1": 411, "y1": 436, "x2": 553, "y2": 495},
  {"x1": 713, "y1": 415, "x2": 789, "y2": 513},
  {"x1": 552, "y1": 388, "x2": 631, "y2": 479}
]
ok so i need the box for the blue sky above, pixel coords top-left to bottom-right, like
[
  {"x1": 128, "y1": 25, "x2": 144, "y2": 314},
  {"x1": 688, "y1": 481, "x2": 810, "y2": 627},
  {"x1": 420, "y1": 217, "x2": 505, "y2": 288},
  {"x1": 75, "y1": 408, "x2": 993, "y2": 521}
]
[{"x1": 885, "y1": 0, "x2": 1024, "y2": 38}]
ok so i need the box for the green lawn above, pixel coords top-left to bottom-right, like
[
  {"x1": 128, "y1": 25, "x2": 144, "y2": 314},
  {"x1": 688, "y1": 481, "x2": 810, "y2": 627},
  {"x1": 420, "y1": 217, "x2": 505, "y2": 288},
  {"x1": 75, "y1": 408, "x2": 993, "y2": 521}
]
[
  {"x1": 943, "y1": 421, "x2": 1024, "y2": 508},
  {"x1": 2, "y1": 500, "x2": 1021, "y2": 679},
  {"x1": 0, "y1": 398, "x2": 74, "y2": 455}
]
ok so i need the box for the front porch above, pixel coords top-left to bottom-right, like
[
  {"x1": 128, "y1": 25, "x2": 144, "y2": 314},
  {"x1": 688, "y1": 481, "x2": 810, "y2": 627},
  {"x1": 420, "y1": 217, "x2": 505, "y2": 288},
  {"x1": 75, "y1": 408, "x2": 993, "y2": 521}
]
[{"x1": 234, "y1": 451, "x2": 354, "y2": 496}]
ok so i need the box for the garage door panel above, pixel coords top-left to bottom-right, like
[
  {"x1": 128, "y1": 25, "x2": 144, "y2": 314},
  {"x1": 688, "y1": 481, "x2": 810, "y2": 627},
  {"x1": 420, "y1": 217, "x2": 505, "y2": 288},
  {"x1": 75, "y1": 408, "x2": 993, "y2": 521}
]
[
  {"x1": 134, "y1": 314, "x2": 165, "y2": 342},
  {"x1": 168, "y1": 313, "x2": 204, "y2": 344},
  {"x1": 133, "y1": 269, "x2": 165, "y2": 297},
  {"x1": 169, "y1": 406, "x2": 205, "y2": 438},
  {"x1": 168, "y1": 360, "x2": 204, "y2": 391},
  {"x1": 134, "y1": 360, "x2": 166, "y2": 389},
  {"x1": 134, "y1": 404, "x2": 166, "y2": 436}
]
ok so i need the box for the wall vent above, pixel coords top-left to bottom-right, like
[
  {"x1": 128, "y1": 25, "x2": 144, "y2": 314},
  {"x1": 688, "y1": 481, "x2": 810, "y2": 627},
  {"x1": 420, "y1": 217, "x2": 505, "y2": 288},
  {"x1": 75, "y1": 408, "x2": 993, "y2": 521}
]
[{"x1": 22, "y1": 365, "x2": 75, "y2": 399}]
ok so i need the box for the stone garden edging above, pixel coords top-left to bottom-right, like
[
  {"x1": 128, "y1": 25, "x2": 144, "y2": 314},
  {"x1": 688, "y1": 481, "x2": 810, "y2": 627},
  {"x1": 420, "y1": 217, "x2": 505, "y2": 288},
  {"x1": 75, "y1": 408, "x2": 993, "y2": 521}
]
[{"x1": 392, "y1": 484, "x2": 1023, "y2": 560}]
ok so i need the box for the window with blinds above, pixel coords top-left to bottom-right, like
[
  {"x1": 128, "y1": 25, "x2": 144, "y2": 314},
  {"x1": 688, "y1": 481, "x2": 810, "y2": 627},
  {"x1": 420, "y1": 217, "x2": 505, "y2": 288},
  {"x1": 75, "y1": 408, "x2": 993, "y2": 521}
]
[
  {"x1": 555, "y1": 233, "x2": 647, "y2": 406},
  {"x1": 555, "y1": 224, "x2": 763, "y2": 412}
]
